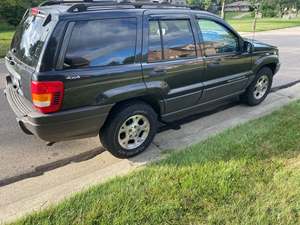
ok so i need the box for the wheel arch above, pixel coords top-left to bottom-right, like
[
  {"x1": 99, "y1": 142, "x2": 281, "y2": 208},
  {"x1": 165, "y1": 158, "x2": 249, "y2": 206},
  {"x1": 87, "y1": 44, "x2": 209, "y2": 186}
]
[
  {"x1": 105, "y1": 96, "x2": 163, "y2": 121},
  {"x1": 253, "y1": 55, "x2": 279, "y2": 76}
]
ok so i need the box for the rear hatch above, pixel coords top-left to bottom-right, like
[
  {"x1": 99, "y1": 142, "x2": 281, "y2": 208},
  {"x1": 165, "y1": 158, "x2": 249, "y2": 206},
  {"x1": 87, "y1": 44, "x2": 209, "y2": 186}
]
[{"x1": 6, "y1": 8, "x2": 56, "y2": 101}]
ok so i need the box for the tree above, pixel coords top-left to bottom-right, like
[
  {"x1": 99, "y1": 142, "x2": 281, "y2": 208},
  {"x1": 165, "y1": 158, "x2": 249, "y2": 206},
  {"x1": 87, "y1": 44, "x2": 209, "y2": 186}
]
[
  {"x1": 220, "y1": 0, "x2": 225, "y2": 19},
  {"x1": 0, "y1": 0, "x2": 43, "y2": 26},
  {"x1": 296, "y1": 0, "x2": 300, "y2": 15},
  {"x1": 187, "y1": 0, "x2": 212, "y2": 10}
]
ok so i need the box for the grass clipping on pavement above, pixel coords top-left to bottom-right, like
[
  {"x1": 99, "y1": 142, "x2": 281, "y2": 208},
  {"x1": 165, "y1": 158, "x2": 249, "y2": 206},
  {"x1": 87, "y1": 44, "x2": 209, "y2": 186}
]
[{"x1": 10, "y1": 100, "x2": 300, "y2": 225}]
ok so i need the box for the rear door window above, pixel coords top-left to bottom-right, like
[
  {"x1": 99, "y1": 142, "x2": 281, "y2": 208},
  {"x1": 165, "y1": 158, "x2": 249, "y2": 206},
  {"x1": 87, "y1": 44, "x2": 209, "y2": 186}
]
[
  {"x1": 148, "y1": 19, "x2": 196, "y2": 62},
  {"x1": 148, "y1": 20, "x2": 163, "y2": 62},
  {"x1": 11, "y1": 13, "x2": 54, "y2": 67},
  {"x1": 64, "y1": 18, "x2": 137, "y2": 69},
  {"x1": 160, "y1": 20, "x2": 196, "y2": 60}
]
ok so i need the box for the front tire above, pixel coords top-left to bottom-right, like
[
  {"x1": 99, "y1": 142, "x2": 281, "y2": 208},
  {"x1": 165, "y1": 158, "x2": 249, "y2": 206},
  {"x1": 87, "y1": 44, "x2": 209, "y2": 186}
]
[
  {"x1": 99, "y1": 101, "x2": 157, "y2": 158},
  {"x1": 242, "y1": 67, "x2": 273, "y2": 106}
]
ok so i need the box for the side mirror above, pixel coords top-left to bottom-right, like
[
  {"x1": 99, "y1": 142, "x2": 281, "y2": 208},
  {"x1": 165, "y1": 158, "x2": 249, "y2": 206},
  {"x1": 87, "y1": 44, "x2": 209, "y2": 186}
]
[
  {"x1": 243, "y1": 41, "x2": 253, "y2": 53},
  {"x1": 64, "y1": 56, "x2": 89, "y2": 69}
]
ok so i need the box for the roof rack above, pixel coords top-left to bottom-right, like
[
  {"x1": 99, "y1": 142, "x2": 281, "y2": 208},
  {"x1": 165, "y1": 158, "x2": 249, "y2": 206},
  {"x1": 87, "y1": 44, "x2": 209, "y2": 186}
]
[
  {"x1": 39, "y1": 0, "x2": 192, "y2": 13},
  {"x1": 40, "y1": 0, "x2": 94, "y2": 7}
]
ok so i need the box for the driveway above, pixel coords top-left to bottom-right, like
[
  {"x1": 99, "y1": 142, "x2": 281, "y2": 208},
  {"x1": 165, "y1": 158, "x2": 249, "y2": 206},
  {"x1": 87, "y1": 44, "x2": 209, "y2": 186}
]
[{"x1": 0, "y1": 26, "x2": 300, "y2": 185}]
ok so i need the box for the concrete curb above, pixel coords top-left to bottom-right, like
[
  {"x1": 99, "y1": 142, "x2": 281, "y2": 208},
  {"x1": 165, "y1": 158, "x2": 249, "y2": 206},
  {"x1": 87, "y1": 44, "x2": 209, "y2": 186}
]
[{"x1": 1, "y1": 83, "x2": 300, "y2": 224}]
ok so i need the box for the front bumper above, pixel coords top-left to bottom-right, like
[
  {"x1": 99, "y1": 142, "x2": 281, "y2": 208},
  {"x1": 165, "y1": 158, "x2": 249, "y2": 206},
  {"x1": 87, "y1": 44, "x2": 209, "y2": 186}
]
[
  {"x1": 275, "y1": 62, "x2": 281, "y2": 74},
  {"x1": 4, "y1": 76, "x2": 112, "y2": 142}
]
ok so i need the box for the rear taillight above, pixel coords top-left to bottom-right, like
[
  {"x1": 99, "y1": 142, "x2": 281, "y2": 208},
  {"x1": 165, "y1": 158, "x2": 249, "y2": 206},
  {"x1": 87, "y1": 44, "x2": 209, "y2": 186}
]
[{"x1": 31, "y1": 81, "x2": 64, "y2": 114}]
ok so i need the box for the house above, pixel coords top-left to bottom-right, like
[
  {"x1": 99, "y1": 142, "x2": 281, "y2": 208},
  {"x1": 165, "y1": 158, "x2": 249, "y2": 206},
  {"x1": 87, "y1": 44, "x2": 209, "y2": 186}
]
[{"x1": 225, "y1": 1, "x2": 252, "y2": 12}]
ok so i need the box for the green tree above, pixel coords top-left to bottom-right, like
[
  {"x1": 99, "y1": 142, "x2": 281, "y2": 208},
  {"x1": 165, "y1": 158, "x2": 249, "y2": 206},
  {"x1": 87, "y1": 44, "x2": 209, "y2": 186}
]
[
  {"x1": 260, "y1": 0, "x2": 278, "y2": 17},
  {"x1": 0, "y1": 0, "x2": 42, "y2": 26},
  {"x1": 187, "y1": 0, "x2": 213, "y2": 10},
  {"x1": 296, "y1": 0, "x2": 300, "y2": 15}
]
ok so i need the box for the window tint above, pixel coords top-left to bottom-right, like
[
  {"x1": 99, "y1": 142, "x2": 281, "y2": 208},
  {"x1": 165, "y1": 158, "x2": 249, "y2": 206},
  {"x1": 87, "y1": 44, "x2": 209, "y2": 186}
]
[
  {"x1": 161, "y1": 20, "x2": 196, "y2": 60},
  {"x1": 148, "y1": 20, "x2": 163, "y2": 62},
  {"x1": 198, "y1": 19, "x2": 239, "y2": 56},
  {"x1": 65, "y1": 18, "x2": 137, "y2": 69},
  {"x1": 148, "y1": 19, "x2": 196, "y2": 62}
]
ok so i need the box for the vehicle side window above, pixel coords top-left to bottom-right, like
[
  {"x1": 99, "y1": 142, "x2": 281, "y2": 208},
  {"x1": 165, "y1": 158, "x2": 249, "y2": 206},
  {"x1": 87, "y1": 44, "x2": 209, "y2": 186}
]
[
  {"x1": 198, "y1": 19, "x2": 239, "y2": 56},
  {"x1": 161, "y1": 20, "x2": 196, "y2": 60},
  {"x1": 148, "y1": 19, "x2": 196, "y2": 62},
  {"x1": 64, "y1": 18, "x2": 137, "y2": 69},
  {"x1": 148, "y1": 20, "x2": 163, "y2": 63}
]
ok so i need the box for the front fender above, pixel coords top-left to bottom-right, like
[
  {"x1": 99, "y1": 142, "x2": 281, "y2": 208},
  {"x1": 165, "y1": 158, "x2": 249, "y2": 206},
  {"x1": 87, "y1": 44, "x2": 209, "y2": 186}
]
[{"x1": 252, "y1": 54, "x2": 279, "y2": 75}]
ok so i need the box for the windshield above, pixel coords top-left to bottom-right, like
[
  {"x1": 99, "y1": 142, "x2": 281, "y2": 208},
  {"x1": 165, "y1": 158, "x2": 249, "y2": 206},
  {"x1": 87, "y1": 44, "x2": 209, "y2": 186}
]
[{"x1": 10, "y1": 13, "x2": 53, "y2": 67}]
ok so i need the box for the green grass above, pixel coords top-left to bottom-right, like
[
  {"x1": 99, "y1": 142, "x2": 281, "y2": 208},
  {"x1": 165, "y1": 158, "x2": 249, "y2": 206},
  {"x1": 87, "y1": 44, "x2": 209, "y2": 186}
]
[
  {"x1": 224, "y1": 12, "x2": 253, "y2": 20},
  {"x1": 0, "y1": 21, "x2": 15, "y2": 58},
  {"x1": 10, "y1": 100, "x2": 300, "y2": 225},
  {"x1": 228, "y1": 17, "x2": 300, "y2": 32}
]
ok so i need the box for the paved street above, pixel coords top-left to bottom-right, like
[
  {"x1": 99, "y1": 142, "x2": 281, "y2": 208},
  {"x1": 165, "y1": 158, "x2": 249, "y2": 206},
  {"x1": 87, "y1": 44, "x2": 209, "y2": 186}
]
[
  {"x1": 243, "y1": 27, "x2": 300, "y2": 87},
  {"x1": 0, "y1": 27, "x2": 299, "y2": 185}
]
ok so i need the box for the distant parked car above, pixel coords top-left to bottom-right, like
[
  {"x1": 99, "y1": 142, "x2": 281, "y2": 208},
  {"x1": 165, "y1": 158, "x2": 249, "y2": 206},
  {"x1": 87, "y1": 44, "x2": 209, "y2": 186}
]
[{"x1": 4, "y1": 0, "x2": 280, "y2": 158}]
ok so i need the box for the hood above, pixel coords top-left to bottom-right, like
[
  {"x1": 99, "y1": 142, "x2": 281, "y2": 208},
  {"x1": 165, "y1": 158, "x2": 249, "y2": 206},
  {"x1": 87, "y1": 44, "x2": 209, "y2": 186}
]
[{"x1": 244, "y1": 38, "x2": 278, "y2": 53}]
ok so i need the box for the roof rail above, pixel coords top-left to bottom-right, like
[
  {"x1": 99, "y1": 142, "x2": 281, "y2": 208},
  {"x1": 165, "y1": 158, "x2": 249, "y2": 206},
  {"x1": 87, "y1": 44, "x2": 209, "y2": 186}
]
[
  {"x1": 40, "y1": 0, "x2": 94, "y2": 7},
  {"x1": 39, "y1": 0, "x2": 192, "y2": 13}
]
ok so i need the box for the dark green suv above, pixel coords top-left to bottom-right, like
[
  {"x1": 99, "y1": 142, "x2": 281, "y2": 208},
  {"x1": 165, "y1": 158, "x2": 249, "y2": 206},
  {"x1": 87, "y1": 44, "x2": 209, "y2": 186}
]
[{"x1": 4, "y1": 0, "x2": 280, "y2": 158}]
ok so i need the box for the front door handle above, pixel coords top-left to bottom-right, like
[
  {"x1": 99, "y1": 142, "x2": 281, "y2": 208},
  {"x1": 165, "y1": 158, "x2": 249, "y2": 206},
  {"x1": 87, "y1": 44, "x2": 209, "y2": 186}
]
[{"x1": 150, "y1": 68, "x2": 167, "y2": 76}]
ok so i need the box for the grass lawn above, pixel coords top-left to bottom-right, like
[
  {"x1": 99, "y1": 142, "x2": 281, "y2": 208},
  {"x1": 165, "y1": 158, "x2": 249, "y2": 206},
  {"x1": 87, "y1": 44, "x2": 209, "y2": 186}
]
[
  {"x1": 10, "y1": 100, "x2": 300, "y2": 225},
  {"x1": 228, "y1": 17, "x2": 300, "y2": 32},
  {"x1": 0, "y1": 21, "x2": 15, "y2": 58}
]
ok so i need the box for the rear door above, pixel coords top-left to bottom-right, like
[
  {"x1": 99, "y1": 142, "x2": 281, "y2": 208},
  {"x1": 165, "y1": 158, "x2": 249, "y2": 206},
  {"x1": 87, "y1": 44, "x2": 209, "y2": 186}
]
[
  {"x1": 141, "y1": 12, "x2": 206, "y2": 115},
  {"x1": 195, "y1": 16, "x2": 252, "y2": 102},
  {"x1": 6, "y1": 8, "x2": 56, "y2": 100}
]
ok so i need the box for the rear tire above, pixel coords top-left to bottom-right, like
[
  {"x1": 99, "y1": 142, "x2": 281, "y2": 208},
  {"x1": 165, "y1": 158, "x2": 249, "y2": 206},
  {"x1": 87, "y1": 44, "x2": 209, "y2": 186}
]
[
  {"x1": 99, "y1": 101, "x2": 157, "y2": 158},
  {"x1": 242, "y1": 67, "x2": 273, "y2": 106}
]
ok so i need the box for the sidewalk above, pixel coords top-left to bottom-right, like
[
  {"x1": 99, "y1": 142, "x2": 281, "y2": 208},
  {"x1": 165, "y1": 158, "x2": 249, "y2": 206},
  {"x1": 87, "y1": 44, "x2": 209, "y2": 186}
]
[{"x1": 1, "y1": 83, "x2": 300, "y2": 224}]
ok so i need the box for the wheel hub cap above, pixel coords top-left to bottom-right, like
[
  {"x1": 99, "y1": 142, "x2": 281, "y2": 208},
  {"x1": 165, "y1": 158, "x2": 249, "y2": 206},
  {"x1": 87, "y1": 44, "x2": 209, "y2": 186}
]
[
  {"x1": 118, "y1": 114, "x2": 150, "y2": 150},
  {"x1": 253, "y1": 75, "x2": 269, "y2": 100}
]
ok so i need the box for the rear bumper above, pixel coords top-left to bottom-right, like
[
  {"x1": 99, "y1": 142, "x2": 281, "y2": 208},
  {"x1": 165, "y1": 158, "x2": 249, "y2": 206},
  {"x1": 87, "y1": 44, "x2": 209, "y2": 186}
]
[{"x1": 4, "y1": 76, "x2": 112, "y2": 142}]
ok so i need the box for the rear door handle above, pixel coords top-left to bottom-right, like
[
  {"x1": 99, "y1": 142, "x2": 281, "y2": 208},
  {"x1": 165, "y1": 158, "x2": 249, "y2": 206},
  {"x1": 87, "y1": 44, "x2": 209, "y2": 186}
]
[
  {"x1": 209, "y1": 58, "x2": 221, "y2": 65},
  {"x1": 150, "y1": 68, "x2": 167, "y2": 76}
]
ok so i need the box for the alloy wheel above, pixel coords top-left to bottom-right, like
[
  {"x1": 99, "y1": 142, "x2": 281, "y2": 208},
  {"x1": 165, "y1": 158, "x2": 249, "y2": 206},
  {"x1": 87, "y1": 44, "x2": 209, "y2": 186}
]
[
  {"x1": 253, "y1": 75, "x2": 269, "y2": 100},
  {"x1": 118, "y1": 114, "x2": 150, "y2": 150}
]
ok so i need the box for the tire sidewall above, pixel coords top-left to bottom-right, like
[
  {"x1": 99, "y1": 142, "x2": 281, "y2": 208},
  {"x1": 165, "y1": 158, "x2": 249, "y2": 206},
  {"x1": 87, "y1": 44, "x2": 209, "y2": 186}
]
[{"x1": 101, "y1": 103, "x2": 157, "y2": 158}]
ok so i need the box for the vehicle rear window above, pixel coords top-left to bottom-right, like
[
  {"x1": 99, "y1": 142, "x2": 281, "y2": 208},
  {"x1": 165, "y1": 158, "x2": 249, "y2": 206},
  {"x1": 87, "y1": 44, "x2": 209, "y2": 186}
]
[
  {"x1": 64, "y1": 18, "x2": 137, "y2": 69},
  {"x1": 11, "y1": 14, "x2": 53, "y2": 67}
]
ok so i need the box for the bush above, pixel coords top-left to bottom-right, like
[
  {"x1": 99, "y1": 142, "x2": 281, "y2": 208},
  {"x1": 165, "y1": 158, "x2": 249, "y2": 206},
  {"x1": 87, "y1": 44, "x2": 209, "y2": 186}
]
[
  {"x1": 260, "y1": 1, "x2": 278, "y2": 17},
  {"x1": 0, "y1": 0, "x2": 43, "y2": 26}
]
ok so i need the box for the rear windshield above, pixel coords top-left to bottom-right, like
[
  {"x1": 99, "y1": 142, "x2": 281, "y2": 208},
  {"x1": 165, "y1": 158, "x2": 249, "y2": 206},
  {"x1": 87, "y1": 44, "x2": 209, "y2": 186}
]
[{"x1": 11, "y1": 13, "x2": 54, "y2": 67}]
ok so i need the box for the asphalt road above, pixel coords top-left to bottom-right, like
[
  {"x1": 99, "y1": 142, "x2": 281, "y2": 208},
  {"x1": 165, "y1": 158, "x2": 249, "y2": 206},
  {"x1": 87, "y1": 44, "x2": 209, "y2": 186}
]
[{"x1": 0, "y1": 27, "x2": 299, "y2": 184}]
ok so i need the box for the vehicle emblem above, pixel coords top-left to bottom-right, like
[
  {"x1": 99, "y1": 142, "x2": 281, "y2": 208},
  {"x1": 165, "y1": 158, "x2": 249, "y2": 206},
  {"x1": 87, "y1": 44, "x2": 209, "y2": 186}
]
[{"x1": 66, "y1": 74, "x2": 81, "y2": 80}]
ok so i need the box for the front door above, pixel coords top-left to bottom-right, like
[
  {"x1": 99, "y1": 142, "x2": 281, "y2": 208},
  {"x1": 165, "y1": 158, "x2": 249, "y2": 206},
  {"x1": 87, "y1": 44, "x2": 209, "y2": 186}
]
[
  {"x1": 196, "y1": 17, "x2": 252, "y2": 102},
  {"x1": 141, "y1": 13, "x2": 206, "y2": 116}
]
